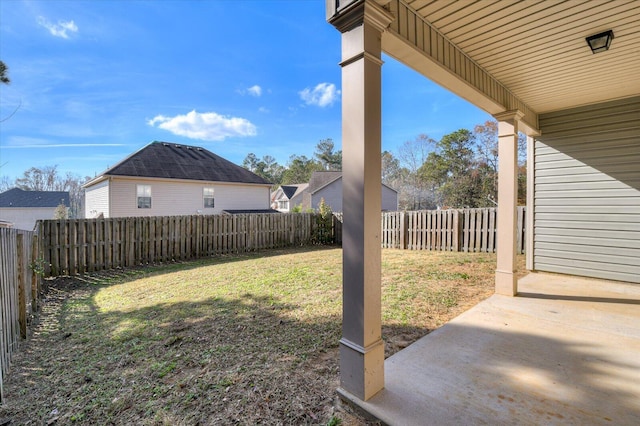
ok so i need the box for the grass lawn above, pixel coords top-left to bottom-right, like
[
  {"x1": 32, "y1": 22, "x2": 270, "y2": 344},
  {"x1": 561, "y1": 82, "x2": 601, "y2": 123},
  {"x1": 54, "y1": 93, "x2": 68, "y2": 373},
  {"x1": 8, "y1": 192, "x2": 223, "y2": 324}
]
[{"x1": 0, "y1": 246, "x2": 523, "y2": 425}]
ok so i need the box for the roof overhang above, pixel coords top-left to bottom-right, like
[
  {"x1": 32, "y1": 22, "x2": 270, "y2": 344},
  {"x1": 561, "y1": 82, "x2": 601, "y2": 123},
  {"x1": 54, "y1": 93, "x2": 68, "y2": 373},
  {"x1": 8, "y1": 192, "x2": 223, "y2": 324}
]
[{"x1": 330, "y1": 0, "x2": 640, "y2": 135}]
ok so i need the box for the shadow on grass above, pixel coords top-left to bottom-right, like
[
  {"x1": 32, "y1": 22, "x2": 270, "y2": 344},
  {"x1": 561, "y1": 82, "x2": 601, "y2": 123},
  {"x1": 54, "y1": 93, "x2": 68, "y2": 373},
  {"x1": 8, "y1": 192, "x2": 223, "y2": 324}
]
[{"x1": 2, "y1": 245, "x2": 430, "y2": 425}]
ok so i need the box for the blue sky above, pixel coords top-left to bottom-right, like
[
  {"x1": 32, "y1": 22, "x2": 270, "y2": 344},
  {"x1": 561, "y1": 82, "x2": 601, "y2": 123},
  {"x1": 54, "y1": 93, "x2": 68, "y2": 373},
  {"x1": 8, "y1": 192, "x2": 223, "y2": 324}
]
[{"x1": 0, "y1": 0, "x2": 492, "y2": 182}]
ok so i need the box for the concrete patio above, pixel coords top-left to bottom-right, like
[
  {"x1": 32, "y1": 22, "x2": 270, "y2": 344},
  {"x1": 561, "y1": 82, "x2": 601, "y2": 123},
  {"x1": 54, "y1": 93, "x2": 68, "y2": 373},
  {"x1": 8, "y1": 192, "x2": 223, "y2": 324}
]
[{"x1": 339, "y1": 273, "x2": 640, "y2": 425}]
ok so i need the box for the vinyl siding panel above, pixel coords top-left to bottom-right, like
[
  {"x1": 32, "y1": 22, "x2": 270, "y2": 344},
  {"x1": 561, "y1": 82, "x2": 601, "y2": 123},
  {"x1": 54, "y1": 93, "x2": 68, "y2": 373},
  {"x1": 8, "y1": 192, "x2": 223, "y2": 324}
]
[
  {"x1": 0, "y1": 207, "x2": 57, "y2": 231},
  {"x1": 382, "y1": 185, "x2": 399, "y2": 211},
  {"x1": 312, "y1": 179, "x2": 343, "y2": 212},
  {"x1": 84, "y1": 179, "x2": 110, "y2": 218},
  {"x1": 108, "y1": 178, "x2": 270, "y2": 217},
  {"x1": 534, "y1": 96, "x2": 640, "y2": 284},
  {"x1": 214, "y1": 184, "x2": 271, "y2": 212}
]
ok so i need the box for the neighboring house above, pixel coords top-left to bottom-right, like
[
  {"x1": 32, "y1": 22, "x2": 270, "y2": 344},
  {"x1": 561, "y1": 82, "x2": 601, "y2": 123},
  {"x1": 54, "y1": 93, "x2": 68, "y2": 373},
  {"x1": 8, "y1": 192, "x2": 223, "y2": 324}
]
[
  {"x1": 305, "y1": 171, "x2": 398, "y2": 212},
  {"x1": 325, "y1": 0, "x2": 639, "y2": 405},
  {"x1": 272, "y1": 171, "x2": 398, "y2": 213},
  {"x1": 271, "y1": 183, "x2": 308, "y2": 212},
  {"x1": 0, "y1": 188, "x2": 70, "y2": 230},
  {"x1": 83, "y1": 141, "x2": 273, "y2": 218}
]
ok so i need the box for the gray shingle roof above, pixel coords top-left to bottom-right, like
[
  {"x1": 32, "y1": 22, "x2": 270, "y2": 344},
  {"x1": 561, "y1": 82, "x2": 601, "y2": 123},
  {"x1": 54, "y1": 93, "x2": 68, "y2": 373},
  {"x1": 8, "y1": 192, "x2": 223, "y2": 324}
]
[
  {"x1": 0, "y1": 188, "x2": 70, "y2": 208},
  {"x1": 91, "y1": 141, "x2": 271, "y2": 185}
]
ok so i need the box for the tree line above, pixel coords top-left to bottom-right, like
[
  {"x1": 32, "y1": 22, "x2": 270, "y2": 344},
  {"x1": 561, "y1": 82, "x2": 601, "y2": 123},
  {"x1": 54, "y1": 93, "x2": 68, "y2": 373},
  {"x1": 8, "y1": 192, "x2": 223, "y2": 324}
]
[{"x1": 243, "y1": 120, "x2": 526, "y2": 210}]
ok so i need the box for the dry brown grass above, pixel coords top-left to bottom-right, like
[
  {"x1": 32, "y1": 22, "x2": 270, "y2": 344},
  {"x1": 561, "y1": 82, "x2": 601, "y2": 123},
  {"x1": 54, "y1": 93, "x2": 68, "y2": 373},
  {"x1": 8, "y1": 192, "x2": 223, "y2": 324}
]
[{"x1": 0, "y1": 247, "x2": 524, "y2": 425}]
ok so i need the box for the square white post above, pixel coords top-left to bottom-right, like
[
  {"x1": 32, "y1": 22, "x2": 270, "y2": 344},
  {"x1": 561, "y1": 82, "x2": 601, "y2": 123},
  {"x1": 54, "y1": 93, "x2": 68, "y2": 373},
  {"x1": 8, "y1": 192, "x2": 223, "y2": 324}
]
[{"x1": 494, "y1": 111, "x2": 523, "y2": 296}]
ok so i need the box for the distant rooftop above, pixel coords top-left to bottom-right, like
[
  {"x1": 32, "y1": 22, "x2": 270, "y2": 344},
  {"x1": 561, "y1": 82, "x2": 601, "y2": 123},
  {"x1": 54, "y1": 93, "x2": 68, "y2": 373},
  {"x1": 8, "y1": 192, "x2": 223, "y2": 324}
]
[
  {"x1": 0, "y1": 188, "x2": 70, "y2": 208},
  {"x1": 85, "y1": 141, "x2": 271, "y2": 186}
]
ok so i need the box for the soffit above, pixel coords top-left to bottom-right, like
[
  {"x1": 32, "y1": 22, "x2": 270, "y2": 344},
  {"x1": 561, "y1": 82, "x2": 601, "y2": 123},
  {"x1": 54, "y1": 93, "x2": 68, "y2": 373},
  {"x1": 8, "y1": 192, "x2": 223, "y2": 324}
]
[{"x1": 403, "y1": 0, "x2": 640, "y2": 114}]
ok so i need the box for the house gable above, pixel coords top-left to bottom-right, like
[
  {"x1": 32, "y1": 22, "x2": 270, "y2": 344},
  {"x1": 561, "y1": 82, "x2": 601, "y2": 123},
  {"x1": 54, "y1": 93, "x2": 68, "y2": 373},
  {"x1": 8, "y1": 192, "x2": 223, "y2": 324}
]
[{"x1": 272, "y1": 184, "x2": 309, "y2": 212}]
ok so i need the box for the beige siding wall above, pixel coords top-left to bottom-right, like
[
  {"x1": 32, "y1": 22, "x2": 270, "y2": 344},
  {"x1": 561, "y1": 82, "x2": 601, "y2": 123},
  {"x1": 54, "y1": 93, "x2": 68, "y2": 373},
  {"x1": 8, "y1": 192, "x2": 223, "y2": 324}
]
[
  {"x1": 0, "y1": 207, "x2": 57, "y2": 231},
  {"x1": 535, "y1": 96, "x2": 640, "y2": 284},
  {"x1": 85, "y1": 179, "x2": 110, "y2": 218},
  {"x1": 108, "y1": 178, "x2": 270, "y2": 217}
]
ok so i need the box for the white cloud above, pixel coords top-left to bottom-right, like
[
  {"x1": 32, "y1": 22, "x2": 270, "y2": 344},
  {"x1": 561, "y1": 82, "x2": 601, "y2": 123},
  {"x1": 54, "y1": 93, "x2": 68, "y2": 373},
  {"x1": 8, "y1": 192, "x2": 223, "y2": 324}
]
[
  {"x1": 299, "y1": 83, "x2": 340, "y2": 107},
  {"x1": 147, "y1": 110, "x2": 257, "y2": 141},
  {"x1": 247, "y1": 85, "x2": 262, "y2": 97},
  {"x1": 237, "y1": 85, "x2": 262, "y2": 97},
  {"x1": 37, "y1": 16, "x2": 78, "y2": 39}
]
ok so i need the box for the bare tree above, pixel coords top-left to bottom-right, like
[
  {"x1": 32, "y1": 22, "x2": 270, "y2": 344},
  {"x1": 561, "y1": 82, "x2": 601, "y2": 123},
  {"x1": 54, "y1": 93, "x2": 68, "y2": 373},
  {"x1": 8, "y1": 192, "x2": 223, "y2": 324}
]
[
  {"x1": 396, "y1": 134, "x2": 437, "y2": 210},
  {"x1": 0, "y1": 175, "x2": 13, "y2": 192},
  {"x1": 13, "y1": 165, "x2": 87, "y2": 218}
]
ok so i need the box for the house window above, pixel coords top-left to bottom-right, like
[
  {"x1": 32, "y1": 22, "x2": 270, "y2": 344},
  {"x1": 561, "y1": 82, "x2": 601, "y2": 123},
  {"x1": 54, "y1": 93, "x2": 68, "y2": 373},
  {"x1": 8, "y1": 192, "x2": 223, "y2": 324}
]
[
  {"x1": 137, "y1": 185, "x2": 151, "y2": 209},
  {"x1": 278, "y1": 200, "x2": 289, "y2": 210},
  {"x1": 203, "y1": 187, "x2": 215, "y2": 208}
]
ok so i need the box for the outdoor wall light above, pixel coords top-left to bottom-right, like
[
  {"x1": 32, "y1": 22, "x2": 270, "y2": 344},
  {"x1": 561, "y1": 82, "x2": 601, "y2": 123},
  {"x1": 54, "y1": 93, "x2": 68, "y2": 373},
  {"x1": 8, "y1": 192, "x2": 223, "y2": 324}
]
[{"x1": 586, "y1": 30, "x2": 614, "y2": 53}]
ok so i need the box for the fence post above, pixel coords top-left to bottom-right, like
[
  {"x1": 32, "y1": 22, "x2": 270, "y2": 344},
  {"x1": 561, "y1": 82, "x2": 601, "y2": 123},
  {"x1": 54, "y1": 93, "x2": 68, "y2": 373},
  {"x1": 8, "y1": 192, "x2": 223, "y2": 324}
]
[
  {"x1": 399, "y1": 211, "x2": 408, "y2": 250},
  {"x1": 517, "y1": 206, "x2": 525, "y2": 254},
  {"x1": 452, "y1": 210, "x2": 460, "y2": 252},
  {"x1": 17, "y1": 234, "x2": 27, "y2": 340},
  {"x1": 31, "y1": 233, "x2": 40, "y2": 313}
]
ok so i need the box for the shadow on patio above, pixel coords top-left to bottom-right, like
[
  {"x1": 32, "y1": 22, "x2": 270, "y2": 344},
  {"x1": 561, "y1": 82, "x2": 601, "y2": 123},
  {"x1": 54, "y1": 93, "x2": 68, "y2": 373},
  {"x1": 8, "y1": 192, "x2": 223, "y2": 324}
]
[{"x1": 341, "y1": 273, "x2": 640, "y2": 425}]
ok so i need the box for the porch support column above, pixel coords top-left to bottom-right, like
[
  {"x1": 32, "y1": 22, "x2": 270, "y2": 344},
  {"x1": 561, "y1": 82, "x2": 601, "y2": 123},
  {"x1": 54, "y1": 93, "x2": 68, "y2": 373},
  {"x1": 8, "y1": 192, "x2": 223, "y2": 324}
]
[
  {"x1": 525, "y1": 135, "x2": 535, "y2": 271},
  {"x1": 494, "y1": 110, "x2": 524, "y2": 296},
  {"x1": 328, "y1": 0, "x2": 393, "y2": 401}
]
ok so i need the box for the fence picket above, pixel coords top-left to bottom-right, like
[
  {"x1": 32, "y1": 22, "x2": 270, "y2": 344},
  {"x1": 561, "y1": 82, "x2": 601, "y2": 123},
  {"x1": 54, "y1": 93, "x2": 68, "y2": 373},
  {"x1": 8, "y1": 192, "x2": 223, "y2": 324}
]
[
  {"x1": 35, "y1": 208, "x2": 525, "y2": 278},
  {"x1": 1, "y1": 229, "x2": 40, "y2": 402}
]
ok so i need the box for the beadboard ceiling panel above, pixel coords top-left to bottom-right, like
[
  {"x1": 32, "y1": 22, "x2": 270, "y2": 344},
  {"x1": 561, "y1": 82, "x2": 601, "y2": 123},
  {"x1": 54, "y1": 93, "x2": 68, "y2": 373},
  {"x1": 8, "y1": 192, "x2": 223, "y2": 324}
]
[{"x1": 402, "y1": 0, "x2": 640, "y2": 114}]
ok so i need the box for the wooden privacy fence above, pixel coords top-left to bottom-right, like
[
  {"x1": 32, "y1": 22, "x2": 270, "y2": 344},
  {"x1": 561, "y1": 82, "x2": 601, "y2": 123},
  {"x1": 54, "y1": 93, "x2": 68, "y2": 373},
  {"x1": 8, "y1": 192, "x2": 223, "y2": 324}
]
[
  {"x1": 0, "y1": 228, "x2": 40, "y2": 403},
  {"x1": 38, "y1": 213, "x2": 340, "y2": 277},
  {"x1": 379, "y1": 207, "x2": 526, "y2": 253}
]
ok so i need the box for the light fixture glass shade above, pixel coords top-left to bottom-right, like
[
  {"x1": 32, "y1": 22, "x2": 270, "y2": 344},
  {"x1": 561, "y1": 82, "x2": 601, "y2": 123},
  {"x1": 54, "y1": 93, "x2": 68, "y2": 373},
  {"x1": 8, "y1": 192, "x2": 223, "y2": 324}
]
[{"x1": 586, "y1": 30, "x2": 614, "y2": 54}]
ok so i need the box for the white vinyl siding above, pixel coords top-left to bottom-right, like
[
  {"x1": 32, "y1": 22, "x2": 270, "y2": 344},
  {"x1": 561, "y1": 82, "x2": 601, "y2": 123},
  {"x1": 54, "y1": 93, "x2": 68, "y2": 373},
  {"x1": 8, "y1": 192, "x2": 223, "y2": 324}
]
[
  {"x1": 534, "y1": 96, "x2": 640, "y2": 284},
  {"x1": 108, "y1": 178, "x2": 270, "y2": 217},
  {"x1": 0, "y1": 207, "x2": 57, "y2": 231},
  {"x1": 84, "y1": 179, "x2": 110, "y2": 218}
]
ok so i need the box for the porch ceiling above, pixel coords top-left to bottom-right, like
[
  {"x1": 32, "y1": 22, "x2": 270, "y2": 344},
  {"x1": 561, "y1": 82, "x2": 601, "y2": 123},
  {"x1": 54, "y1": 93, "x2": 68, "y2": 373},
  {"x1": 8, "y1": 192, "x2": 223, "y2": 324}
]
[{"x1": 397, "y1": 0, "x2": 640, "y2": 115}]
